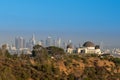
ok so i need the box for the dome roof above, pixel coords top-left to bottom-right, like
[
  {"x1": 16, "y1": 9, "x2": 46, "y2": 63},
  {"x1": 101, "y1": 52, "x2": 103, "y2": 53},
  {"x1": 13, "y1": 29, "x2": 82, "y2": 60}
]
[
  {"x1": 83, "y1": 41, "x2": 95, "y2": 47},
  {"x1": 95, "y1": 45, "x2": 100, "y2": 49},
  {"x1": 67, "y1": 44, "x2": 73, "y2": 48}
]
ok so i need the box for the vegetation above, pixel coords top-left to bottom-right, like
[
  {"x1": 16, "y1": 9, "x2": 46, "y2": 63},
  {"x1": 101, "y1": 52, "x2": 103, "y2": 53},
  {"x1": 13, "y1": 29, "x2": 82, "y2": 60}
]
[
  {"x1": 46, "y1": 46, "x2": 65, "y2": 56},
  {"x1": 111, "y1": 57, "x2": 120, "y2": 66},
  {"x1": 0, "y1": 44, "x2": 119, "y2": 80}
]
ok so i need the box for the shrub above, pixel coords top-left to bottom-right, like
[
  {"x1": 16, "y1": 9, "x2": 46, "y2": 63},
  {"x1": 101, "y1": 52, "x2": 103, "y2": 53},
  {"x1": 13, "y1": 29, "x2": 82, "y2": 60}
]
[{"x1": 112, "y1": 58, "x2": 120, "y2": 66}]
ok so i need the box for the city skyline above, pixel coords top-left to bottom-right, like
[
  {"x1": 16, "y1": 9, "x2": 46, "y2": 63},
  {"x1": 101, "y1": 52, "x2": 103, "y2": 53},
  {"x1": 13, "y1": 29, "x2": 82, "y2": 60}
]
[
  {"x1": 0, "y1": 33, "x2": 119, "y2": 49},
  {"x1": 0, "y1": 0, "x2": 120, "y2": 48}
]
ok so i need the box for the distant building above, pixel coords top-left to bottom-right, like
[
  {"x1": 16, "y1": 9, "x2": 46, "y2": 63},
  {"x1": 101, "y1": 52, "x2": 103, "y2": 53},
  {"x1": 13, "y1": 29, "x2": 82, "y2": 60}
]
[
  {"x1": 46, "y1": 37, "x2": 52, "y2": 47},
  {"x1": 37, "y1": 41, "x2": 42, "y2": 46},
  {"x1": 62, "y1": 42, "x2": 67, "y2": 50},
  {"x1": 26, "y1": 34, "x2": 36, "y2": 50},
  {"x1": 53, "y1": 39, "x2": 57, "y2": 47},
  {"x1": 56, "y1": 38, "x2": 61, "y2": 47},
  {"x1": 37, "y1": 40, "x2": 45, "y2": 47},
  {"x1": 15, "y1": 37, "x2": 26, "y2": 49},
  {"x1": 66, "y1": 43, "x2": 74, "y2": 54},
  {"x1": 31, "y1": 34, "x2": 36, "y2": 45},
  {"x1": 9, "y1": 48, "x2": 32, "y2": 55},
  {"x1": 76, "y1": 41, "x2": 101, "y2": 54},
  {"x1": 40, "y1": 40, "x2": 45, "y2": 46},
  {"x1": 10, "y1": 44, "x2": 16, "y2": 50}
]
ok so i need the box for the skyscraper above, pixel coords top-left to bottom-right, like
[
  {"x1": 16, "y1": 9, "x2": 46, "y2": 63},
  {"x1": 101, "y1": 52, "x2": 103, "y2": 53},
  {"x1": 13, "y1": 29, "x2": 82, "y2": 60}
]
[
  {"x1": 31, "y1": 34, "x2": 36, "y2": 45},
  {"x1": 62, "y1": 42, "x2": 67, "y2": 50},
  {"x1": 27, "y1": 34, "x2": 36, "y2": 50},
  {"x1": 40, "y1": 40, "x2": 45, "y2": 46},
  {"x1": 56, "y1": 38, "x2": 61, "y2": 47},
  {"x1": 15, "y1": 37, "x2": 25, "y2": 49},
  {"x1": 68, "y1": 40, "x2": 72, "y2": 44},
  {"x1": 53, "y1": 39, "x2": 57, "y2": 47},
  {"x1": 46, "y1": 37, "x2": 52, "y2": 47},
  {"x1": 15, "y1": 37, "x2": 19, "y2": 49}
]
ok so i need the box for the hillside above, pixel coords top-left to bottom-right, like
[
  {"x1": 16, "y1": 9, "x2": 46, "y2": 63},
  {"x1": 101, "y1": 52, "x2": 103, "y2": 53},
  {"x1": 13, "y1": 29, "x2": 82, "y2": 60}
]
[{"x1": 0, "y1": 45, "x2": 120, "y2": 80}]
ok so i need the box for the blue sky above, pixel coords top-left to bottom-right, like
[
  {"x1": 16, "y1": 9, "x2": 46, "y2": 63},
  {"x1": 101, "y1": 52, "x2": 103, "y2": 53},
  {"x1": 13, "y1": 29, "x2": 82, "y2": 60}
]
[{"x1": 0, "y1": 0, "x2": 120, "y2": 48}]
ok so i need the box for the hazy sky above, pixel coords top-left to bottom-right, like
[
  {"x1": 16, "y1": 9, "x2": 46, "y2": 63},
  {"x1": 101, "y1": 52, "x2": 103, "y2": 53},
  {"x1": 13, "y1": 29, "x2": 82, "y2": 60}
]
[{"x1": 0, "y1": 0, "x2": 120, "y2": 48}]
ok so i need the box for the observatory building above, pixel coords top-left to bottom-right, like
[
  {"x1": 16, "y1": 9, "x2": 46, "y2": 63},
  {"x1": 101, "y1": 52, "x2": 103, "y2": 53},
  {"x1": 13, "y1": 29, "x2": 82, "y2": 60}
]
[{"x1": 77, "y1": 41, "x2": 101, "y2": 54}]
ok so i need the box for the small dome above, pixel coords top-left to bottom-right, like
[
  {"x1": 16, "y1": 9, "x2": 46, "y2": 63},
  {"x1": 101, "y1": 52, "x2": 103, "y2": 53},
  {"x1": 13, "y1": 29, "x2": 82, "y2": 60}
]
[
  {"x1": 67, "y1": 44, "x2": 73, "y2": 48},
  {"x1": 95, "y1": 45, "x2": 100, "y2": 49},
  {"x1": 83, "y1": 41, "x2": 95, "y2": 47}
]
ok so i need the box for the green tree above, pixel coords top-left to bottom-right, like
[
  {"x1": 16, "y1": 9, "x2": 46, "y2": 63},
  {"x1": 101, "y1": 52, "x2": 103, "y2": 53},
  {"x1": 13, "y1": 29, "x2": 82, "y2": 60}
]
[
  {"x1": 46, "y1": 46, "x2": 65, "y2": 56},
  {"x1": 112, "y1": 57, "x2": 120, "y2": 66},
  {"x1": 32, "y1": 45, "x2": 48, "y2": 63}
]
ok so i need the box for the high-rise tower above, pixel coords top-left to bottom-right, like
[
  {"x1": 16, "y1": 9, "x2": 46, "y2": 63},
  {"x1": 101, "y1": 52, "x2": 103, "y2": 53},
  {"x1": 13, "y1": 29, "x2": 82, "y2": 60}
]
[
  {"x1": 46, "y1": 36, "x2": 52, "y2": 47},
  {"x1": 15, "y1": 36, "x2": 25, "y2": 49},
  {"x1": 56, "y1": 38, "x2": 61, "y2": 47},
  {"x1": 31, "y1": 33, "x2": 36, "y2": 45}
]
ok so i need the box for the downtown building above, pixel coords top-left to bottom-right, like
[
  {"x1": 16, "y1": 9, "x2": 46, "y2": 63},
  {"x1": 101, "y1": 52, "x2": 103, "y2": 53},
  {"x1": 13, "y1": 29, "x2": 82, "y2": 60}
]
[{"x1": 15, "y1": 36, "x2": 26, "y2": 49}]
